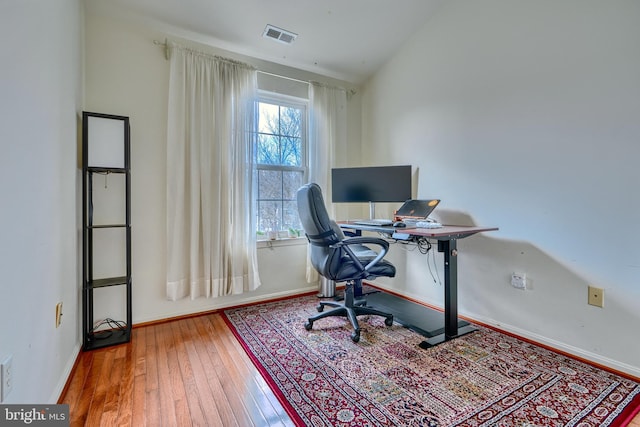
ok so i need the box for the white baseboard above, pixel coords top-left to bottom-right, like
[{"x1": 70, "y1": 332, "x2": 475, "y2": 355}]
[
  {"x1": 468, "y1": 313, "x2": 640, "y2": 379},
  {"x1": 134, "y1": 286, "x2": 319, "y2": 325},
  {"x1": 207, "y1": 286, "x2": 319, "y2": 310},
  {"x1": 51, "y1": 343, "x2": 81, "y2": 403}
]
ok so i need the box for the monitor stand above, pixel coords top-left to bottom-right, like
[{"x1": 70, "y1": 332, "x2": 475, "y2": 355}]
[{"x1": 369, "y1": 201, "x2": 376, "y2": 220}]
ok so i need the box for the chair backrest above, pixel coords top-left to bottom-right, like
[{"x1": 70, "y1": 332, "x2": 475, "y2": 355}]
[{"x1": 296, "y1": 183, "x2": 342, "y2": 278}]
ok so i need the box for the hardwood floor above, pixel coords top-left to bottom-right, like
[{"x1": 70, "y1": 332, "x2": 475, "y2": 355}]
[
  {"x1": 60, "y1": 312, "x2": 640, "y2": 427},
  {"x1": 59, "y1": 313, "x2": 293, "y2": 426}
]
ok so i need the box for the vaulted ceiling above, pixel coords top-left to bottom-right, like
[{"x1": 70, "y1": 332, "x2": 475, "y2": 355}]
[{"x1": 86, "y1": 0, "x2": 444, "y2": 83}]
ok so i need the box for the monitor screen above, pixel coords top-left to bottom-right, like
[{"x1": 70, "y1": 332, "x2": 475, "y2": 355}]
[{"x1": 331, "y1": 165, "x2": 412, "y2": 203}]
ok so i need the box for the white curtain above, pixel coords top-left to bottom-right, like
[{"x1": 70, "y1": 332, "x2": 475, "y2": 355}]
[
  {"x1": 166, "y1": 46, "x2": 261, "y2": 300},
  {"x1": 306, "y1": 82, "x2": 348, "y2": 283}
]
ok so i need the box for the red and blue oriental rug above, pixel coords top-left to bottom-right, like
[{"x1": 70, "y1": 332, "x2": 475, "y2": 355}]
[{"x1": 223, "y1": 295, "x2": 640, "y2": 426}]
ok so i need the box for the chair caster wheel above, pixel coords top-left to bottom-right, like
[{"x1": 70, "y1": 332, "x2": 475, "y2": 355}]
[
  {"x1": 316, "y1": 304, "x2": 324, "y2": 312},
  {"x1": 304, "y1": 321, "x2": 313, "y2": 331},
  {"x1": 351, "y1": 331, "x2": 360, "y2": 343},
  {"x1": 385, "y1": 316, "x2": 394, "y2": 327}
]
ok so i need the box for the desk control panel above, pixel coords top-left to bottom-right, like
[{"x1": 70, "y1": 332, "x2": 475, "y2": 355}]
[{"x1": 391, "y1": 232, "x2": 412, "y2": 241}]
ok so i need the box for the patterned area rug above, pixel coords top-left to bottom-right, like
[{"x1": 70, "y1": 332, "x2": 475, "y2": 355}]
[{"x1": 223, "y1": 295, "x2": 640, "y2": 426}]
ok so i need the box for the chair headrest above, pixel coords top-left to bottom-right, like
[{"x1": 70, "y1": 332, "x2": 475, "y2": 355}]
[{"x1": 296, "y1": 183, "x2": 338, "y2": 246}]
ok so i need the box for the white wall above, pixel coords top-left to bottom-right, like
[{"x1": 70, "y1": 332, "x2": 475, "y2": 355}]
[
  {"x1": 362, "y1": 0, "x2": 640, "y2": 375},
  {"x1": 83, "y1": 8, "x2": 363, "y2": 323},
  {"x1": 0, "y1": 0, "x2": 82, "y2": 402}
]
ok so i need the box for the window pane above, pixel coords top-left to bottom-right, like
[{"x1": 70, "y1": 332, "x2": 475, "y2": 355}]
[
  {"x1": 258, "y1": 102, "x2": 279, "y2": 134},
  {"x1": 280, "y1": 106, "x2": 302, "y2": 137},
  {"x1": 282, "y1": 200, "x2": 301, "y2": 230},
  {"x1": 258, "y1": 170, "x2": 282, "y2": 200},
  {"x1": 281, "y1": 136, "x2": 301, "y2": 166},
  {"x1": 283, "y1": 170, "x2": 304, "y2": 200},
  {"x1": 257, "y1": 134, "x2": 279, "y2": 164},
  {"x1": 258, "y1": 201, "x2": 282, "y2": 231}
]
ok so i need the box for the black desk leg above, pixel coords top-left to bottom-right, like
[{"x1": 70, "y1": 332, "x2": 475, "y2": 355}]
[
  {"x1": 443, "y1": 238, "x2": 458, "y2": 339},
  {"x1": 419, "y1": 238, "x2": 476, "y2": 349}
]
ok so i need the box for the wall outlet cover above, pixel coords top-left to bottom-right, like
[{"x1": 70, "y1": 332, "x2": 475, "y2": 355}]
[
  {"x1": 511, "y1": 272, "x2": 527, "y2": 290},
  {"x1": 588, "y1": 286, "x2": 604, "y2": 307},
  {"x1": 56, "y1": 302, "x2": 63, "y2": 328}
]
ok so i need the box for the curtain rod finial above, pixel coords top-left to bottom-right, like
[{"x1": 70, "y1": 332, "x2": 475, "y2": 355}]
[
  {"x1": 154, "y1": 38, "x2": 171, "y2": 60},
  {"x1": 163, "y1": 38, "x2": 171, "y2": 60}
]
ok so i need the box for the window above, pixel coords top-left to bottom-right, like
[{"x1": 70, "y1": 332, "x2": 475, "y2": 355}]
[{"x1": 255, "y1": 93, "x2": 307, "y2": 235}]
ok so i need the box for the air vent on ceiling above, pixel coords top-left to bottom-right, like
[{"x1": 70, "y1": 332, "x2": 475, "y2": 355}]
[{"x1": 263, "y1": 24, "x2": 298, "y2": 45}]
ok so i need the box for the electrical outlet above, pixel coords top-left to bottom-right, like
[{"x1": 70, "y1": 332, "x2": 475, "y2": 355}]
[
  {"x1": 1, "y1": 354, "x2": 13, "y2": 402},
  {"x1": 55, "y1": 302, "x2": 63, "y2": 328},
  {"x1": 511, "y1": 272, "x2": 527, "y2": 290},
  {"x1": 588, "y1": 286, "x2": 604, "y2": 308}
]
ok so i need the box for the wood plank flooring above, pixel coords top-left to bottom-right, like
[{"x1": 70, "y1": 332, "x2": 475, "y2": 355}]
[
  {"x1": 59, "y1": 313, "x2": 293, "y2": 427},
  {"x1": 59, "y1": 312, "x2": 640, "y2": 427}
]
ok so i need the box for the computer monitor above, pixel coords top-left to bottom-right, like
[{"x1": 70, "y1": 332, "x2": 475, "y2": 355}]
[{"x1": 331, "y1": 165, "x2": 412, "y2": 218}]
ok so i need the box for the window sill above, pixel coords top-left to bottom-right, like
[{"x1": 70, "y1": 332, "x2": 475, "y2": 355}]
[{"x1": 257, "y1": 237, "x2": 307, "y2": 249}]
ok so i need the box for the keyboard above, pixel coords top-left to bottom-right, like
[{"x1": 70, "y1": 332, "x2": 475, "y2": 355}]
[{"x1": 353, "y1": 219, "x2": 393, "y2": 226}]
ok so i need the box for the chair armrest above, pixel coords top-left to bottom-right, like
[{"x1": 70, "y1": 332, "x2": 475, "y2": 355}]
[
  {"x1": 334, "y1": 237, "x2": 390, "y2": 273},
  {"x1": 340, "y1": 236, "x2": 390, "y2": 251}
]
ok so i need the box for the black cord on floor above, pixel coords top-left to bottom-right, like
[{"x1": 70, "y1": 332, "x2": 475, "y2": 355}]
[{"x1": 92, "y1": 318, "x2": 128, "y2": 339}]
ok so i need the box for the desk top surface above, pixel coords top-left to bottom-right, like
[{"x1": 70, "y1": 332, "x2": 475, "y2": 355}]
[{"x1": 338, "y1": 221, "x2": 498, "y2": 239}]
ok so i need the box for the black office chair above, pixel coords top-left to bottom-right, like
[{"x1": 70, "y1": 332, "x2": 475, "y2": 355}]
[{"x1": 296, "y1": 183, "x2": 395, "y2": 342}]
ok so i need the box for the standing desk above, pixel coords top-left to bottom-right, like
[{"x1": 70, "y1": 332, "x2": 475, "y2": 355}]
[{"x1": 338, "y1": 222, "x2": 498, "y2": 348}]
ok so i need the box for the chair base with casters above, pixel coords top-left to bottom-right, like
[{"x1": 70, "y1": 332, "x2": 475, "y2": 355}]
[{"x1": 304, "y1": 280, "x2": 393, "y2": 343}]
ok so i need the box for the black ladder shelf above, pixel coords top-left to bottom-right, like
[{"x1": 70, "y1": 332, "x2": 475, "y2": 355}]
[{"x1": 82, "y1": 112, "x2": 132, "y2": 350}]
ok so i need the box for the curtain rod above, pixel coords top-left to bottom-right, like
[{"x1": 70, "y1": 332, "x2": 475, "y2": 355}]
[
  {"x1": 258, "y1": 71, "x2": 356, "y2": 96},
  {"x1": 257, "y1": 70, "x2": 309, "y2": 86},
  {"x1": 153, "y1": 38, "x2": 356, "y2": 95}
]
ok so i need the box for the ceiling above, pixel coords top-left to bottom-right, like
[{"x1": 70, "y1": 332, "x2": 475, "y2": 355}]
[{"x1": 86, "y1": 0, "x2": 445, "y2": 83}]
